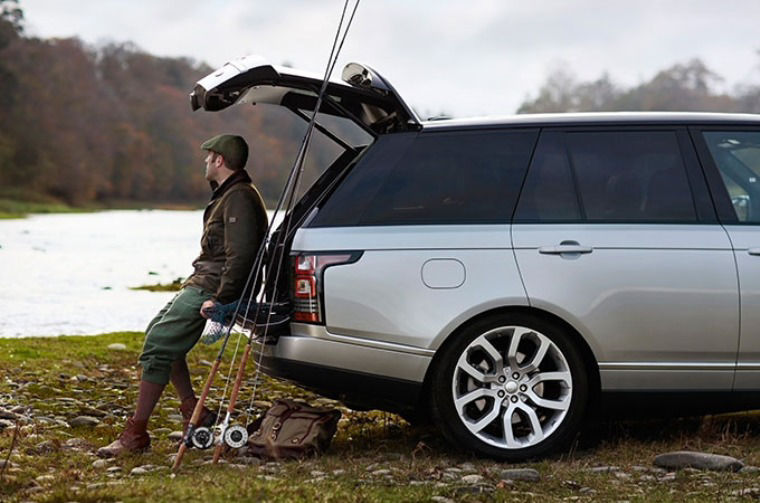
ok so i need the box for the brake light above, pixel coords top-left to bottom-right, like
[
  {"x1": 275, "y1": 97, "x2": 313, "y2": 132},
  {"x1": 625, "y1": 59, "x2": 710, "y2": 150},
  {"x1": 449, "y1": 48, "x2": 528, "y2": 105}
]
[{"x1": 292, "y1": 253, "x2": 357, "y2": 324}]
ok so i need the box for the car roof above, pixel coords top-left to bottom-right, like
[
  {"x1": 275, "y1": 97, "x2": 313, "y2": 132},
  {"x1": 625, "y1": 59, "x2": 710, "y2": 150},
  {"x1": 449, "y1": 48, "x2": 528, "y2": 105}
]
[{"x1": 421, "y1": 112, "x2": 760, "y2": 130}]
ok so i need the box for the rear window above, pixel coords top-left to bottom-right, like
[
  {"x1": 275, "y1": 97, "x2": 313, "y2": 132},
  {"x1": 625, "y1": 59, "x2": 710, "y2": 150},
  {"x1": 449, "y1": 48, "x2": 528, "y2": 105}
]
[{"x1": 310, "y1": 129, "x2": 538, "y2": 227}]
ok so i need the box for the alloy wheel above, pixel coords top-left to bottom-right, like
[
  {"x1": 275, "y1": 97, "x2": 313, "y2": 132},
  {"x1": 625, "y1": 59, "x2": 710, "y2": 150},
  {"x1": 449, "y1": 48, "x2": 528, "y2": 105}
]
[{"x1": 451, "y1": 325, "x2": 573, "y2": 449}]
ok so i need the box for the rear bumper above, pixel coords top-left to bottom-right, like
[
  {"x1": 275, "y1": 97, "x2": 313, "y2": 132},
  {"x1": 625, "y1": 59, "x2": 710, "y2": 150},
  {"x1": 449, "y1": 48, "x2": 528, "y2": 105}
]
[{"x1": 259, "y1": 323, "x2": 432, "y2": 413}]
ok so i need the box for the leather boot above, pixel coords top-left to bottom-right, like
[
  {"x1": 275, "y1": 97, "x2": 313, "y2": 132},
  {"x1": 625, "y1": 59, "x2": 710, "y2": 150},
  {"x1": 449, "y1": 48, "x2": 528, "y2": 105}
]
[
  {"x1": 97, "y1": 417, "x2": 150, "y2": 458},
  {"x1": 180, "y1": 397, "x2": 217, "y2": 438}
]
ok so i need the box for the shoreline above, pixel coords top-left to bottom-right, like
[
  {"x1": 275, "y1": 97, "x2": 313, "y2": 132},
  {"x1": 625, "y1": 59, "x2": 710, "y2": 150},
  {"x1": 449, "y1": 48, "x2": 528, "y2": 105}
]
[{"x1": 0, "y1": 198, "x2": 204, "y2": 219}]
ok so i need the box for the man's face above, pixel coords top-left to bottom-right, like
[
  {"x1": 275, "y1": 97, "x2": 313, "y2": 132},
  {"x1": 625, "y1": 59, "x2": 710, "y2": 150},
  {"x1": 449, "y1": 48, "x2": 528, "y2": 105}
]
[{"x1": 204, "y1": 151, "x2": 219, "y2": 182}]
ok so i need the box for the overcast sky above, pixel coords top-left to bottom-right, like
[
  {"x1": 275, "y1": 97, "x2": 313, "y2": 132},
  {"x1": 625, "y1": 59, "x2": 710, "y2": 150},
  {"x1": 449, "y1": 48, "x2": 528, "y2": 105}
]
[{"x1": 19, "y1": 0, "x2": 760, "y2": 118}]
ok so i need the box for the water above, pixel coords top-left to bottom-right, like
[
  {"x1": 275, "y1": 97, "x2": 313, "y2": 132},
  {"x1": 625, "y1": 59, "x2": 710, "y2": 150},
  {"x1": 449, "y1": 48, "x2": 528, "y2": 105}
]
[{"x1": 0, "y1": 210, "x2": 276, "y2": 338}]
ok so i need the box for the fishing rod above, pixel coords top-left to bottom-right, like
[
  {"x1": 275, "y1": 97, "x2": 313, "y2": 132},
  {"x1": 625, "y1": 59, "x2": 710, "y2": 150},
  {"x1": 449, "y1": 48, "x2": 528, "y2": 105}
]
[
  {"x1": 172, "y1": 114, "x2": 311, "y2": 469},
  {"x1": 209, "y1": 0, "x2": 363, "y2": 465},
  {"x1": 172, "y1": 0, "x2": 362, "y2": 471}
]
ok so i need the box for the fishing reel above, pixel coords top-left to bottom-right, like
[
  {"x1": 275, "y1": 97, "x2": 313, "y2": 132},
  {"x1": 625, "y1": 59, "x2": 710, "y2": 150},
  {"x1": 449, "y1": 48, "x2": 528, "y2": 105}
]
[
  {"x1": 189, "y1": 426, "x2": 214, "y2": 450},
  {"x1": 222, "y1": 425, "x2": 249, "y2": 449}
]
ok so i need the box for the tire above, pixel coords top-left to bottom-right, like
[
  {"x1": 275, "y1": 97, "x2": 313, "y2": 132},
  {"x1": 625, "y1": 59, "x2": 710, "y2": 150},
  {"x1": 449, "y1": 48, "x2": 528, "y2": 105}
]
[{"x1": 430, "y1": 313, "x2": 588, "y2": 461}]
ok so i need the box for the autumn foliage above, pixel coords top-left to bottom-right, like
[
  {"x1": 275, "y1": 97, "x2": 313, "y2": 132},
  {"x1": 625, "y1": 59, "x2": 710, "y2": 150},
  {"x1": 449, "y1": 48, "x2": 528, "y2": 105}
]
[{"x1": 0, "y1": 12, "x2": 321, "y2": 207}]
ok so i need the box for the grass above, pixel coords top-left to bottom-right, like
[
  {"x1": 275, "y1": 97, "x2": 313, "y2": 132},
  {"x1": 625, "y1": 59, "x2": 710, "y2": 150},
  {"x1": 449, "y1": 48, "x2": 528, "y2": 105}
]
[
  {"x1": 0, "y1": 198, "x2": 89, "y2": 219},
  {"x1": 2, "y1": 333, "x2": 760, "y2": 502},
  {"x1": 0, "y1": 196, "x2": 201, "y2": 219},
  {"x1": 130, "y1": 278, "x2": 184, "y2": 292}
]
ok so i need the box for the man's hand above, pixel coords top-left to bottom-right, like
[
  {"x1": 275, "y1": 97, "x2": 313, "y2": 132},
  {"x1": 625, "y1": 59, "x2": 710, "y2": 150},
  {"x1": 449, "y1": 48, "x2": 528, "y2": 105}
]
[{"x1": 200, "y1": 300, "x2": 218, "y2": 319}]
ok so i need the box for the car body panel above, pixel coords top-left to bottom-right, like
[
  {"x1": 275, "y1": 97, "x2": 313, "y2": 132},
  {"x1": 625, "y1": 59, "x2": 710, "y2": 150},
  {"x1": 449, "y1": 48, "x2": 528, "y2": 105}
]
[
  {"x1": 263, "y1": 323, "x2": 432, "y2": 383},
  {"x1": 723, "y1": 227, "x2": 760, "y2": 389},
  {"x1": 291, "y1": 225, "x2": 529, "y2": 351},
  {"x1": 512, "y1": 223, "x2": 739, "y2": 391},
  {"x1": 191, "y1": 54, "x2": 420, "y2": 133}
]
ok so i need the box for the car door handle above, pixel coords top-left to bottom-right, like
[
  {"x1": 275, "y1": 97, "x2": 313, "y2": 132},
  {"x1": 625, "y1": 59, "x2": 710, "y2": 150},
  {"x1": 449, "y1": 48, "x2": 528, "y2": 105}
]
[
  {"x1": 749, "y1": 248, "x2": 760, "y2": 256},
  {"x1": 538, "y1": 244, "x2": 593, "y2": 255}
]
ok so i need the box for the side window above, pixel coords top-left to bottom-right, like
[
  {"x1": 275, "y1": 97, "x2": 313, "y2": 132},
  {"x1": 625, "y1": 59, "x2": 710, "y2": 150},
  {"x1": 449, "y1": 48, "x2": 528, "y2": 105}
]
[
  {"x1": 311, "y1": 129, "x2": 538, "y2": 226},
  {"x1": 702, "y1": 131, "x2": 760, "y2": 223},
  {"x1": 566, "y1": 131, "x2": 697, "y2": 222},
  {"x1": 514, "y1": 132, "x2": 581, "y2": 222}
]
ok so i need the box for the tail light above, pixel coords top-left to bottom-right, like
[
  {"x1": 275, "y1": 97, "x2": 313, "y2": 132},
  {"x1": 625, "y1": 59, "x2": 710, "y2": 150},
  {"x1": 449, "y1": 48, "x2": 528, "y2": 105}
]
[{"x1": 292, "y1": 252, "x2": 360, "y2": 324}]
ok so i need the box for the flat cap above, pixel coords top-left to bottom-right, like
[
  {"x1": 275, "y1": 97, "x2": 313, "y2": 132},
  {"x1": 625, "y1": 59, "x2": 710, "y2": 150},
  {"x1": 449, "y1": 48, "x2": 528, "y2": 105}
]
[{"x1": 201, "y1": 134, "x2": 248, "y2": 170}]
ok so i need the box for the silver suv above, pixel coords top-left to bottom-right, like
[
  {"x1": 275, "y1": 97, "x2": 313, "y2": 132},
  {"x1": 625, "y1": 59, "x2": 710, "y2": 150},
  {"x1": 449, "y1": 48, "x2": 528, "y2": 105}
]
[{"x1": 192, "y1": 56, "x2": 760, "y2": 460}]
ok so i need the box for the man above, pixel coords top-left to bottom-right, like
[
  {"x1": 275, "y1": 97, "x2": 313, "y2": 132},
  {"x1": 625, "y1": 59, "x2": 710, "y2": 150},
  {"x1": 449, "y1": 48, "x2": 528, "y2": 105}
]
[{"x1": 98, "y1": 134, "x2": 268, "y2": 457}]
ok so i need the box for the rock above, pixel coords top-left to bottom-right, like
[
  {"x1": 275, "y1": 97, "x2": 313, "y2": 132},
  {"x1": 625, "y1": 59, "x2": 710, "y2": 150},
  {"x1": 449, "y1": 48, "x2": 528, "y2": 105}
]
[
  {"x1": 107, "y1": 343, "x2": 127, "y2": 351},
  {"x1": 0, "y1": 419, "x2": 15, "y2": 430},
  {"x1": 87, "y1": 482, "x2": 106, "y2": 490},
  {"x1": 92, "y1": 459, "x2": 109, "y2": 469},
  {"x1": 586, "y1": 465, "x2": 619, "y2": 473},
  {"x1": 461, "y1": 474, "x2": 485, "y2": 484},
  {"x1": 201, "y1": 459, "x2": 228, "y2": 465},
  {"x1": 65, "y1": 438, "x2": 93, "y2": 450},
  {"x1": 35, "y1": 474, "x2": 55, "y2": 483},
  {"x1": 0, "y1": 460, "x2": 15, "y2": 469},
  {"x1": 741, "y1": 465, "x2": 760, "y2": 474},
  {"x1": 70, "y1": 416, "x2": 100, "y2": 427},
  {"x1": 29, "y1": 440, "x2": 57, "y2": 454},
  {"x1": 500, "y1": 468, "x2": 540, "y2": 482},
  {"x1": 431, "y1": 497, "x2": 456, "y2": 503},
  {"x1": 79, "y1": 407, "x2": 108, "y2": 418},
  {"x1": 731, "y1": 488, "x2": 760, "y2": 497},
  {"x1": 371, "y1": 469, "x2": 391, "y2": 476},
  {"x1": 659, "y1": 473, "x2": 677, "y2": 482},
  {"x1": 130, "y1": 466, "x2": 150, "y2": 476},
  {"x1": 0, "y1": 408, "x2": 18, "y2": 420},
  {"x1": 454, "y1": 484, "x2": 494, "y2": 496},
  {"x1": 168, "y1": 414, "x2": 183, "y2": 422},
  {"x1": 654, "y1": 451, "x2": 744, "y2": 472},
  {"x1": 106, "y1": 466, "x2": 121, "y2": 473},
  {"x1": 458, "y1": 462, "x2": 476, "y2": 472},
  {"x1": 631, "y1": 465, "x2": 652, "y2": 472},
  {"x1": 168, "y1": 431, "x2": 183, "y2": 441},
  {"x1": 332, "y1": 469, "x2": 345, "y2": 476},
  {"x1": 311, "y1": 470, "x2": 326, "y2": 477},
  {"x1": 199, "y1": 359, "x2": 213, "y2": 366},
  {"x1": 152, "y1": 427, "x2": 172, "y2": 434},
  {"x1": 237, "y1": 457, "x2": 262, "y2": 466}
]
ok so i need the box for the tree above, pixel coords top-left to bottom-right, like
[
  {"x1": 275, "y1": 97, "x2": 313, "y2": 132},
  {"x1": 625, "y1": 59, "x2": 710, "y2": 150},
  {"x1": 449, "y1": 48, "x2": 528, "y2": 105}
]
[
  {"x1": 0, "y1": 0, "x2": 22, "y2": 35},
  {"x1": 518, "y1": 58, "x2": 740, "y2": 114}
]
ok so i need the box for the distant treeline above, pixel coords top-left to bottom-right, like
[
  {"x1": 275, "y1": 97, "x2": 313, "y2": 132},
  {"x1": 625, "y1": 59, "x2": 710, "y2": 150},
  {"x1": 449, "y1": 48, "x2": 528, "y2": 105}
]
[
  {"x1": 1, "y1": 3, "x2": 759, "y2": 207},
  {"x1": 517, "y1": 58, "x2": 760, "y2": 114},
  {"x1": 0, "y1": 7, "x2": 336, "y2": 207}
]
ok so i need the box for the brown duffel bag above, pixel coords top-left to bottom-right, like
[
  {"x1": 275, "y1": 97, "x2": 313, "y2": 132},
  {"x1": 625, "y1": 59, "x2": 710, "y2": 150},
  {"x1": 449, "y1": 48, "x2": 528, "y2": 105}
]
[{"x1": 246, "y1": 399, "x2": 341, "y2": 460}]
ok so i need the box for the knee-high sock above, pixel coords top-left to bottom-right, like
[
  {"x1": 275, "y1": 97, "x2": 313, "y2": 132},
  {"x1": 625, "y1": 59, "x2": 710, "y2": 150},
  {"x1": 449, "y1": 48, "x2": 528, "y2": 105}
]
[
  {"x1": 133, "y1": 379, "x2": 165, "y2": 423},
  {"x1": 170, "y1": 359, "x2": 195, "y2": 402}
]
